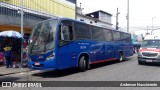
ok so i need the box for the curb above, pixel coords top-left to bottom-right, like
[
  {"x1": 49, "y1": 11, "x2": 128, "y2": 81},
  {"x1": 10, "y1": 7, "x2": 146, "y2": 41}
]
[{"x1": 0, "y1": 68, "x2": 30, "y2": 76}]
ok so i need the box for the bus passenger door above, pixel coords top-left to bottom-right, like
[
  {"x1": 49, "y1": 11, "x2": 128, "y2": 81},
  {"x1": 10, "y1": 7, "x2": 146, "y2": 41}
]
[{"x1": 58, "y1": 20, "x2": 75, "y2": 69}]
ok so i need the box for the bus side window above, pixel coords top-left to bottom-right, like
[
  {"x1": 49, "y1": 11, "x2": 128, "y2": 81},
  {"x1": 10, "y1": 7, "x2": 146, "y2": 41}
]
[{"x1": 61, "y1": 25, "x2": 73, "y2": 41}]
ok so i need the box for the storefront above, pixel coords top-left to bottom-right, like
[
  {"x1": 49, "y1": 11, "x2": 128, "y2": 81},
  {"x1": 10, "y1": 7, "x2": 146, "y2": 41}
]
[
  {"x1": 0, "y1": 25, "x2": 32, "y2": 34},
  {"x1": 0, "y1": 31, "x2": 28, "y2": 67}
]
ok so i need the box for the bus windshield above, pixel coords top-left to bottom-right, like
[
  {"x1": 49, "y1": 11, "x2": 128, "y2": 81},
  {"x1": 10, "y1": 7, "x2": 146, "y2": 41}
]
[
  {"x1": 28, "y1": 19, "x2": 58, "y2": 55},
  {"x1": 141, "y1": 40, "x2": 160, "y2": 48}
]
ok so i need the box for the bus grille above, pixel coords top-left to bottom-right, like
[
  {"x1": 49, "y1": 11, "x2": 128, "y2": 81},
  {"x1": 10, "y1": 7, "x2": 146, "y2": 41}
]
[{"x1": 142, "y1": 52, "x2": 158, "y2": 57}]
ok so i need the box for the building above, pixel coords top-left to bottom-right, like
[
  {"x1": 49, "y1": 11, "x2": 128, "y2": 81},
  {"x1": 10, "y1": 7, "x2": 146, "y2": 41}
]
[
  {"x1": 86, "y1": 10, "x2": 112, "y2": 24},
  {"x1": 0, "y1": 0, "x2": 76, "y2": 35},
  {"x1": 1, "y1": 0, "x2": 113, "y2": 35},
  {"x1": 3, "y1": 0, "x2": 76, "y2": 19},
  {"x1": 76, "y1": 8, "x2": 113, "y2": 28}
]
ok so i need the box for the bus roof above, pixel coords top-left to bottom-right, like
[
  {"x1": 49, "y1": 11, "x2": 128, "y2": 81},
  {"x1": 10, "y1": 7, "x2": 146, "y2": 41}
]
[{"x1": 44, "y1": 17, "x2": 131, "y2": 35}]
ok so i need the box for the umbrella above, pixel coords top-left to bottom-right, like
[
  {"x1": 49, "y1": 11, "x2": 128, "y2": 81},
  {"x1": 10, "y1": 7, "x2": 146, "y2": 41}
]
[
  {"x1": 0, "y1": 30, "x2": 23, "y2": 38},
  {"x1": 0, "y1": 30, "x2": 23, "y2": 68}
]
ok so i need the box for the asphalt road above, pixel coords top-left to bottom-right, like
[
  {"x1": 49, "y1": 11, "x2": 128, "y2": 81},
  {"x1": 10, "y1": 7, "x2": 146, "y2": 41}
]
[{"x1": 1, "y1": 54, "x2": 160, "y2": 90}]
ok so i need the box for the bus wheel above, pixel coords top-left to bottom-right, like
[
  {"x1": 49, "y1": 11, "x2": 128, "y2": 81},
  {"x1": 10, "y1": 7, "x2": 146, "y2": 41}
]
[
  {"x1": 118, "y1": 52, "x2": 123, "y2": 62},
  {"x1": 79, "y1": 56, "x2": 87, "y2": 72}
]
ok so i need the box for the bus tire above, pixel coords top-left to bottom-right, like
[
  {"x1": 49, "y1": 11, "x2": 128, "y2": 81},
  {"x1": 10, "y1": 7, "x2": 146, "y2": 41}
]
[
  {"x1": 79, "y1": 56, "x2": 87, "y2": 72},
  {"x1": 118, "y1": 52, "x2": 123, "y2": 62},
  {"x1": 87, "y1": 61, "x2": 91, "y2": 70}
]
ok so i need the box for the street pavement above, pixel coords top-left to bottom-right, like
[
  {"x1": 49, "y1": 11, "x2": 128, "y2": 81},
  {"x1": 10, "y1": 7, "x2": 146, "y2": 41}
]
[
  {"x1": 1, "y1": 54, "x2": 160, "y2": 90},
  {"x1": 0, "y1": 66, "x2": 29, "y2": 76}
]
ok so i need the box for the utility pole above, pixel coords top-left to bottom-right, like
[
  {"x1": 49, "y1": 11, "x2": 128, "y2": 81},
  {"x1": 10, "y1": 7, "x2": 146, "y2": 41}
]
[
  {"x1": 151, "y1": 17, "x2": 156, "y2": 35},
  {"x1": 20, "y1": 0, "x2": 24, "y2": 68},
  {"x1": 21, "y1": 0, "x2": 24, "y2": 37},
  {"x1": 145, "y1": 26, "x2": 150, "y2": 38},
  {"x1": 80, "y1": 3, "x2": 81, "y2": 9},
  {"x1": 116, "y1": 8, "x2": 120, "y2": 30},
  {"x1": 79, "y1": 3, "x2": 83, "y2": 14},
  {"x1": 146, "y1": 26, "x2": 149, "y2": 35},
  {"x1": 127, "y1": 0, "x2": 129, "y2": 32},
  {"x1": 75, "y1": 0, "x2": 77, "y2": 19}
]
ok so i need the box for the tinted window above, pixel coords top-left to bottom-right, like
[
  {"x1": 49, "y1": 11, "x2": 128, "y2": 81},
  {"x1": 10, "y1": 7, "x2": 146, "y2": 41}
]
[
  {"x1": 28, "y1": 19, "x2": 57, "y2": 55},
  {"x1": 103, "y1": 29, "x2": 112, "y2": 41},
  {"x1": 61, "y1": 25, "x2": 73, "y2": 41},
  {"x1": 91, "y1": 26, "x2": 104, "y2": 41},
  {"x1": 113, "y1": 31, "x2": 120, "y2": 41},
  {"x1": 126, "y1": 34, "x2": 131, "y2": 42},
  {"x1": 60, "y1": 20, "x2": 74, "y2": 41},
  {"x1": 120, "y1": 32, "x2": 127, "y2": 41},
  {"x1": 75, "y1": 23, "x2": 91, "y2": 39}
]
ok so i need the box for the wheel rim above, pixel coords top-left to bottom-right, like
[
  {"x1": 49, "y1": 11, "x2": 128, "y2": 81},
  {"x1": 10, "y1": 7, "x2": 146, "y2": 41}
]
[
  {"x1": 83, "y1": 59, "x2": 86, "y2": 68},
  {"x1": 120, "y1": 54, "x2": 123, "y2": 61},
  {"x1": 82, "y1": 56, "x2": 86, "y2": 68}
]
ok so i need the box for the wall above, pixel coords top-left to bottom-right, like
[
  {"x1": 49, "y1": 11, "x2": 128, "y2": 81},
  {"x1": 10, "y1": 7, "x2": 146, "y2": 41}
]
[
  {"x1": 1, "y1": 0, "x2": 75, "y2": 19},
  {"x1": 77, "y1": 14, "x2": 112, "y2": 28},
  {"x1": 99, "y1": 12, "x2": 111, "y2": 24}
]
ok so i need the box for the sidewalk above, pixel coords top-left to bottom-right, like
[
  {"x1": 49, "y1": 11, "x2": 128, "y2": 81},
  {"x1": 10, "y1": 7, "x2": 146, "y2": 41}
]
[{"x1": 0, "y1": 66, "x2": 30, "y2": 76}]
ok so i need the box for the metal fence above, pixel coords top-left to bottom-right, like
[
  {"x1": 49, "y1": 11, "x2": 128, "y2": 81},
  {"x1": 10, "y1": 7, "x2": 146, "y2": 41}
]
[
  {"x1": 0, "y1": 0, "x2": 76, "y2": 32},
  {"x1": 0, "y1": 1, "x2": 53, "y2": 27}
]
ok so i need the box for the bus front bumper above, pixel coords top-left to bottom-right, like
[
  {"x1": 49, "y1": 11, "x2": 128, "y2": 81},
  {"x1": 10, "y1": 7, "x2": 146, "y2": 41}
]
[{"x1": 27, "y1": 60, "x2": 57, "y2": 70}]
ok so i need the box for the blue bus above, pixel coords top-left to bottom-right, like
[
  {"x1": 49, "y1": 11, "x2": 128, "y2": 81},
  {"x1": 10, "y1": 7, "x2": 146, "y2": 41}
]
[{"x1": 27, "y1": 17, "x2": 134, "y2": 71}]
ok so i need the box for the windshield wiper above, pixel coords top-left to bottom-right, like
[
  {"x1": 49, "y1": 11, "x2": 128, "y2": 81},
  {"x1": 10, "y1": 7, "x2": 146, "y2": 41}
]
[
  {"x1": 30, "y1": 36, "x2": 39, "y2": 54},
  {"x1": 43, "y1": 31, "x2": 51, "y2": 52},
  {"x1": 47, "y1": 31, "x2": 51, "y2": 42}
]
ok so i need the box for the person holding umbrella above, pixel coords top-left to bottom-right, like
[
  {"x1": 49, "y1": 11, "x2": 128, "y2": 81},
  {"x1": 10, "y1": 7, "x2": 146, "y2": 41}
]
[
  {"x1": 0, "y1": 30, "x2": 23, "y2": 68},
  {"x1": 4, "y1": 45, "x2": 12, "y2": 68}
]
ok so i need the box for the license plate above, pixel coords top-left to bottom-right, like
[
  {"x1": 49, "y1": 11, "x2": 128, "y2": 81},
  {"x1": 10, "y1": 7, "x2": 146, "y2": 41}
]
[
  {"x1": 35, "y1": 62, "x2": 40, "y2": 65},
  {"x1": 146, "y1": 60, "x2": 153, "y2": 62}
]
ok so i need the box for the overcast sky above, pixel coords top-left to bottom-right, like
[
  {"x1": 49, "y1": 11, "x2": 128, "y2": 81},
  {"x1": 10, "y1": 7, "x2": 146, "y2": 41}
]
[{"x1": 77, "y1": 0, "x2": 160, "y2": 29}]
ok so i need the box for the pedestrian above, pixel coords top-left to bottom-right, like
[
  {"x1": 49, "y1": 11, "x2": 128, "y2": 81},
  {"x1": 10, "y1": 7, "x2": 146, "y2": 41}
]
[
  {"x1": 23, "y1": 39, "x2": 28, "y2": 48},
  {"x1": 4, "y1": 45, "x2": 12, "y2": 68},
  {"x1": 0, "y1": 51, "x2": 4, "y2": 65}
]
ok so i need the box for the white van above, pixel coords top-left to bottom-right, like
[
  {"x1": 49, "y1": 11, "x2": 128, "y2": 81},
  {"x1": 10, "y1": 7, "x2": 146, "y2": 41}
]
[{"x1": 138, "y1": 35, "x2": 160, "y2": 64}]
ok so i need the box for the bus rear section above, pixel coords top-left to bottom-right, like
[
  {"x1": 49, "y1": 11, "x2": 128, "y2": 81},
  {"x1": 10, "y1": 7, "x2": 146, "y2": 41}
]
[{"x1": 138, "y1": 35, "x2": 160, "y2": 64}]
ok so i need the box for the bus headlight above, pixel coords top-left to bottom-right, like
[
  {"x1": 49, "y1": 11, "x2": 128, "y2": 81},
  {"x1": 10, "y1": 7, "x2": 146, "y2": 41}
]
[{"x1": 46, "y1": 53, "x2": 55, "y2": 60}]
